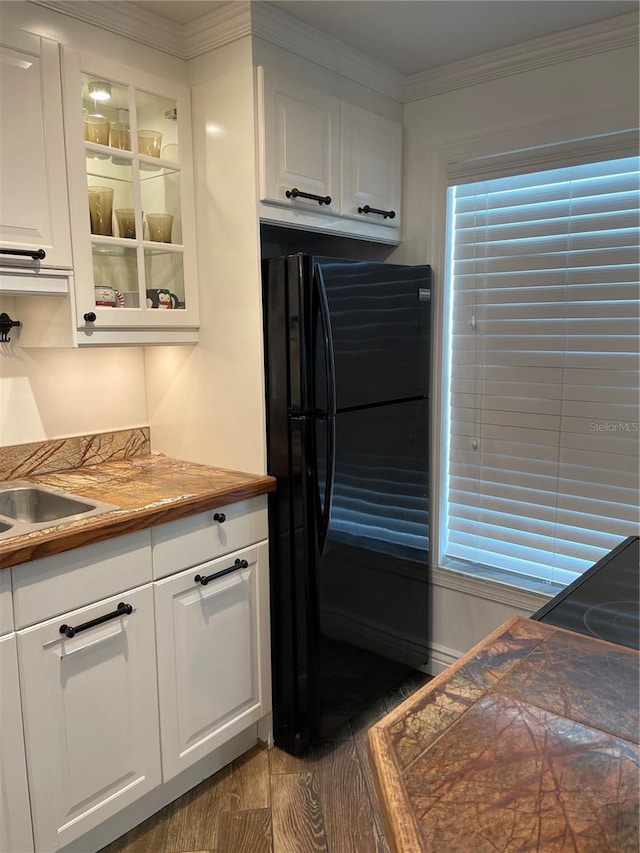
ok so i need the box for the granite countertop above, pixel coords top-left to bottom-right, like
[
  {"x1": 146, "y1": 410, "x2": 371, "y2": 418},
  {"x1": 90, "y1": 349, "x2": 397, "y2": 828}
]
[
  {"x1": 0, "y1": 445, "x2": 275, "y2": 571},
  {"x1": 369, "y1": 615, "x2": 640, "y2": 853}
]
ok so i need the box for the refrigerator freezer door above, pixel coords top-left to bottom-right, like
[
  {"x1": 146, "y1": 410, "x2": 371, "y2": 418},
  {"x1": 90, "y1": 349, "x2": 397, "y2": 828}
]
[{"x1": 314, "y1": 257, "x2": 431, "y2": 411}]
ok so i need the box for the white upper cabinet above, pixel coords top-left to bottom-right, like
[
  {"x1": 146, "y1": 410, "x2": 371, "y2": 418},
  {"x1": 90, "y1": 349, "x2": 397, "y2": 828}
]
[
  {"x1": 257, "y1": 66, "x2": 402, "y2": 244},
  {"x1": 61, "y1": 48, "x2": 199, "y2": 345},
  {"x1": 340, "y1": 102, "x2": 402, "y2": 230},
  {"x1": 258, "y1": 67, "x2": 340, "y2": 214},
  {"x1": 0, "y1": 27, "x2": 72, "y2": 271}
]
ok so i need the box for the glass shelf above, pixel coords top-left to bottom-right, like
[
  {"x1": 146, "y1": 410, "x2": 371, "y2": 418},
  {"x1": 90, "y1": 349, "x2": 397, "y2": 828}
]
[
  {"x1": 92, "y1": 243, "x2": 138, "y2": 307},
  {"x1": 90, "y1": 238, "x2": 139, "y2": 254}
]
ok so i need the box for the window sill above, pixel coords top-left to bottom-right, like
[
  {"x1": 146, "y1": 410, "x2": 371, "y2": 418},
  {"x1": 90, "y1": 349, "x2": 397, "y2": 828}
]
[{"x1": 432, "y1": 559, "x2": 556, "y2": 612}]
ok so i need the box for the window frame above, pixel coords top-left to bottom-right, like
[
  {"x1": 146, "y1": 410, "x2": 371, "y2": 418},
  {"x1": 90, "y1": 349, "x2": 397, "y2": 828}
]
[{"x1": 436, "y1": 137, "x2": 640, "y2": 597}]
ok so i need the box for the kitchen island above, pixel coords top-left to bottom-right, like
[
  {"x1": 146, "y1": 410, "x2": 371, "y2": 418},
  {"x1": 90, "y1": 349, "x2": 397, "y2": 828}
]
[{"x1": 369, "y1": 615, "x2": 639, "y2": 852}]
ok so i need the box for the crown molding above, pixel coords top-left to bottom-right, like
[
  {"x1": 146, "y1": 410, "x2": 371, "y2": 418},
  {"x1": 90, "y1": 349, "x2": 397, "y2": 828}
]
[
  {"x1": 250, "y1": 1, "x2": 405, "y2": 102},
  {"x1": 32, "y1": 1, "x2": 251, "y2": 60},
  {"x1": 405, "y1": 11, "x2": 640, "y2": 102},
  {"x1": 31, "y1": 4, "x2": 638, "y2": 104},
  {"x1": 182, "y1": 2, "x2": 251, "y2": 60},
  {"x1": 32, "y1": 1, "x2": 186, "y2": 57}
]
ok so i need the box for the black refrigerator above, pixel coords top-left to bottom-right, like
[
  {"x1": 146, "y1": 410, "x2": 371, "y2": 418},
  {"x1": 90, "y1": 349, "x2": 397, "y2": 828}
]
[{"x1": 263, "y1": 253, "x2": 431, "y2": 755}]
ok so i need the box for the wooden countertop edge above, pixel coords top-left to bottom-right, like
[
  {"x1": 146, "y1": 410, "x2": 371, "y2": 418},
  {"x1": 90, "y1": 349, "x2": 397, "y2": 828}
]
[
  {"x1": 368, "y1": 728, "x2": 423, "y2": 853},
  {"x1": 0, "y1": 476, "x2": 276, "y2": 571},
  {"x1": 366, "y1": 615, "x2": 528, "y2": 853}
]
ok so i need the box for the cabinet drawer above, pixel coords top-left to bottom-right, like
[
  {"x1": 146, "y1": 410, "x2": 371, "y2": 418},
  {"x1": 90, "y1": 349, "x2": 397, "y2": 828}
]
[
  {"x1": 12, "y1": 530, "x2": 152, "y2": 629},
  {"x1": 152, "y1": 496, "x2": 267, "y2": 579},
  {"x1": 0, "y1": 569, "x2": 12, "y2": 635}
]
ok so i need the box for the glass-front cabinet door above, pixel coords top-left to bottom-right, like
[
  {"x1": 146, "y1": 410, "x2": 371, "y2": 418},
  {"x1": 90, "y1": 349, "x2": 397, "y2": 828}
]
[{"x1": 62, "y1": 49, "x2": 199, "y2": 344}]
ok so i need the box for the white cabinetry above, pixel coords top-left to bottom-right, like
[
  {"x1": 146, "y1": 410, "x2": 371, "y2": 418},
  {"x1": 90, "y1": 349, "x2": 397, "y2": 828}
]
[
  {"x1": 0, "y1": 568, "x2": 12, "y2": 634},
  {"x1": 12, "y1": 532, "x2": 158, "y2": 852},
  {"x1": 340, "y1": 102, "x2": 401, "y2": 229},
  {"x1": 61, "y1": 49, "x2": 199, "y2": 346},
  {"x1": 258, "y1": 69, "x2": 340, "y2": 215},
  {"x1": 1, "y1": 568, "x2": 34, "y2": 853},
  {"x1": 18, "y1": 586, "x2": 161, "y2": 851},
  {"x1": 0, "y1": 27, "x2": 72, "y2": 276},
  {"x1": 0, "y1": 634, "x2": 34, "y2": 853},
  {"x1": 4, "y1": 499, "x2": 270, "y2": 851},
  {"x1": 257, "y1": 66, "x2": 402, "y2": 243},
  {"x1": 154, "y1": 541, "x2": 270, "y2": 780}
]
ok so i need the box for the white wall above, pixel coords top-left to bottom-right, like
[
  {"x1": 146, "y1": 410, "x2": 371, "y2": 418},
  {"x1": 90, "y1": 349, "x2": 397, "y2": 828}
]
[
  {"x1": 144, "y1": 39, "x2": 267, "y2": 474},
  {"x1": 393, "y1": 39, "x2": 640, "y2": 670},
  {"x1": 0, "y1": 342, "x2": 147, "y2": 446}
]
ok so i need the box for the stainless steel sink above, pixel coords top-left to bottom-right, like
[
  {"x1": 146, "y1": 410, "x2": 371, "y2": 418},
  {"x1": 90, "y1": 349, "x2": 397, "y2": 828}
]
[{"x1": 0, "y1": 482, "x2": 119, "y2": 540}]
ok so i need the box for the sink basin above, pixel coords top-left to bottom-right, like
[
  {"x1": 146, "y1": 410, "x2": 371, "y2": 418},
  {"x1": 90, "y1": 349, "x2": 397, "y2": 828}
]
[
  {"x1": 0, "y1": 482, "x2": 119, "y2": 540},
  {"x1": 0, "y1": 487, "x2": 98, "y2": 523}
]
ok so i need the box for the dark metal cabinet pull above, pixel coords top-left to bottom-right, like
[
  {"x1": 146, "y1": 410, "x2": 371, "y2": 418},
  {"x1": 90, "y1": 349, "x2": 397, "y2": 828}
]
[
  {"x1": 357, "y1": 204, "x2": 396, "y2": 220},
  {"x1": 286, "y1": 188, "x2": 331, "y2": 206},
  {"x1": 195, "y1": 558, "x2": 248, "y2": 586},
  {"x1": 213, "y1": 512, "x2": 226, "y2": 523},
  {"x1": 0, "y1": 247, "x2": 46, "y2": 260},
  {"x1": 59, "y1": 602, "x2": 133, "y2": 638},
  {"x1": 83, "y1": 312, "x2": 97, "y2": 323}
]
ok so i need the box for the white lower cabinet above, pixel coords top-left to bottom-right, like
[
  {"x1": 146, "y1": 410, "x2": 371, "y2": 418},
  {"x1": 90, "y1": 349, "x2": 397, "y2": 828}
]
[
  {"x1": 154, "y1": 542, "x2": 270, "y2": 781},
  {"x1": 17, "y1": 584, "x2": 161, "y2": 852},
  {"x1": 0, "y1": 633, "x2": 34, "y2": 853},
  {"x1": 5, "y1": 501, "x2": 270, "y2": 852}
]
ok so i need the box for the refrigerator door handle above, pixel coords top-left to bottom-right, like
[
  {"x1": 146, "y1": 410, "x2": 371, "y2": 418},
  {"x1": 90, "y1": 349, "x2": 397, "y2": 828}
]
[
  {"x1": 313, "y1": 263, "x2": 336, "y2": 416},
  {"x1": 313, "y1": 263, "x2": 336, "y2": 553},
  {"x1": 318, "y1": 414, "x2": 335, "y2": 554}
]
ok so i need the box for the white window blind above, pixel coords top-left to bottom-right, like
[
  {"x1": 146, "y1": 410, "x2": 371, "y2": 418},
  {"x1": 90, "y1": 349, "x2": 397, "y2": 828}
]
[{"x1": 446, "y1": 156, "x2": 640, "y2": 589}]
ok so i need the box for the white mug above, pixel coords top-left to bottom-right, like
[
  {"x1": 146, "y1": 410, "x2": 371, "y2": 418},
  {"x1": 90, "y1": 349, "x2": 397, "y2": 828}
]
[{"x1": 94, "y1": 287, "x2": 124, "y2": 307}]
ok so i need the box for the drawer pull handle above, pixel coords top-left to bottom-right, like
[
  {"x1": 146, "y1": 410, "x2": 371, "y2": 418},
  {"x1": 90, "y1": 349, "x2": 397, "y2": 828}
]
[
  {"x1": 195, "y1": 558, "x2": 248, "y2": 586},
  {"x1": 213, "y1": 512, "x2": 226, "y2": 523},
  {"x1": 0, "y1": 247, "x2": 46, "y2": 260},
  {"x1": 285, "y1": 187, "x2": 331, "y2": 206},
  {"x1": 357, "y1": 204, "x2": 396, "y2": 220},
  {"x1": 59, "y1": 602, "x2": 133, "y2": 638}
]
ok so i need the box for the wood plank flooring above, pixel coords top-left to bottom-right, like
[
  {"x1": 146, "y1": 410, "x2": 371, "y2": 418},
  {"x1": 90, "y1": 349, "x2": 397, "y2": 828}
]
[{"x1": 100, "y1": 672, "x2": 429, "y2": 853}]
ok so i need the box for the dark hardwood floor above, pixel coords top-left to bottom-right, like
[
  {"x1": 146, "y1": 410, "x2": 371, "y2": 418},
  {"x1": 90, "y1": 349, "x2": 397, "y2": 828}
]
[{"x1": 99, "y1": 672, "x2": 429, "y2": 853}]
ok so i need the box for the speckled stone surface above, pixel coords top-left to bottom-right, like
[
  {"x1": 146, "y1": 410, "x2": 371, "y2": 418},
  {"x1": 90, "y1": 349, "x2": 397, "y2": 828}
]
[
  {"x1": 0, "y1": 436, "x2": 275, "y2": 570},
  {"x1": 369, "y1": 616, "x2": 640, "y2": 853},
  {"x1": 0, "y1": 427, "x2": 150, "y2": 479}
]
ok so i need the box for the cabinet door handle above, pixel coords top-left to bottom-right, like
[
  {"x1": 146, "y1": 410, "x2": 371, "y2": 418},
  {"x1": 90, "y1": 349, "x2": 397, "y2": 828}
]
[
  {"x1": 195, "y1": 558, "x2": 248, "y2": 586},
  {"x1": 213, "y1": 512, "x2": 226, "y2": 523},
  {"x1": 0, "y1": 247, "x2": 46, "y2": 260},
  {"x1": 59, "y1": 602, "x2": 133, "y2": 638},
  {"x1": 286, "y1": 188, "x2": 331, "y2": 206},
  {"x1": 357, "y1": 204, "x2": 396, "y2": 220}
]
